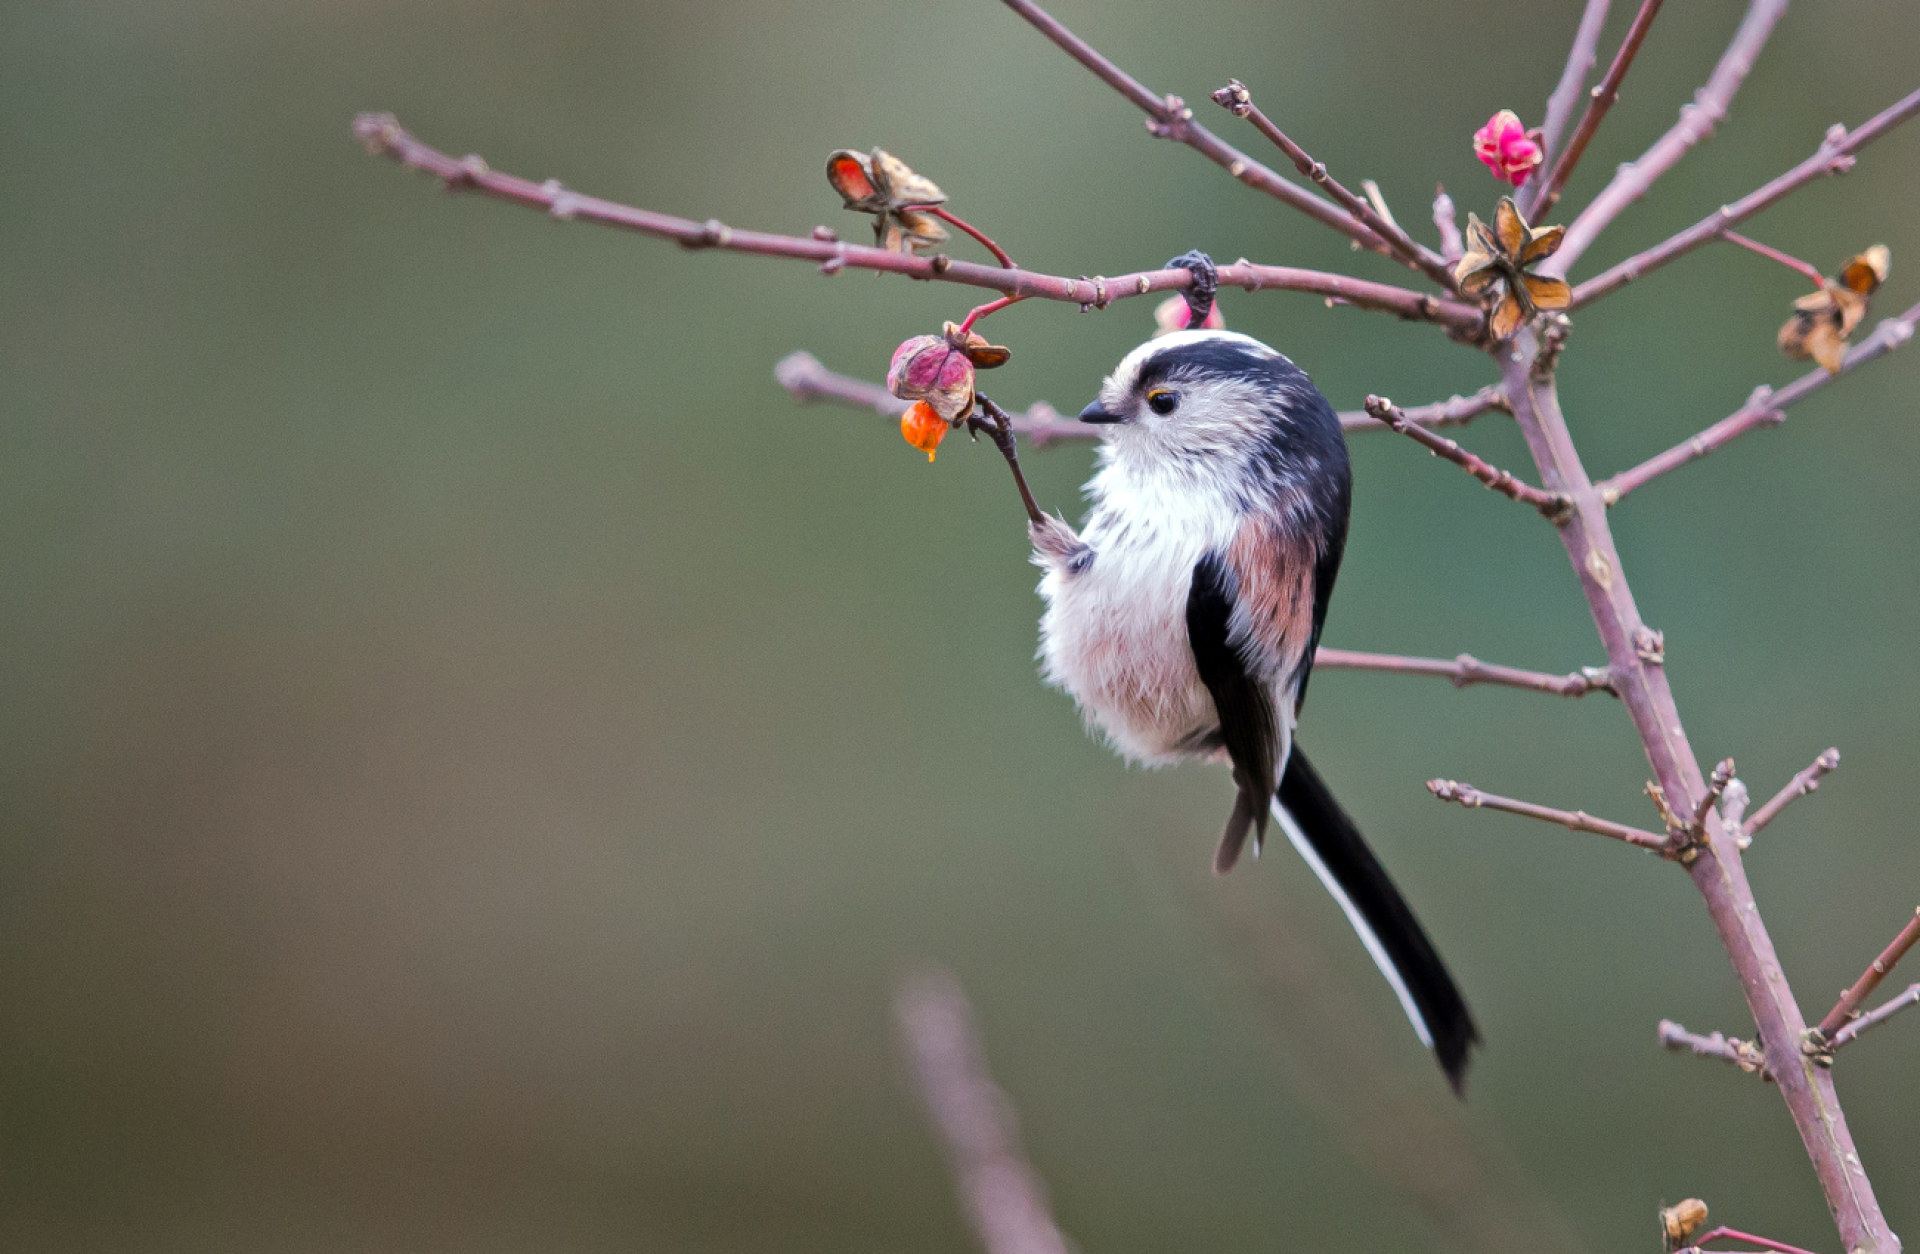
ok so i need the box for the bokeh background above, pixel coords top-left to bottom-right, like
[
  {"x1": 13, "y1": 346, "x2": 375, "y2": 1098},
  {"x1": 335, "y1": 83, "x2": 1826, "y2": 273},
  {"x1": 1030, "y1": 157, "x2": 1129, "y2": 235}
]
[{"x1": 4, "y1": 1, "x2": 1918, "y2": 1250}]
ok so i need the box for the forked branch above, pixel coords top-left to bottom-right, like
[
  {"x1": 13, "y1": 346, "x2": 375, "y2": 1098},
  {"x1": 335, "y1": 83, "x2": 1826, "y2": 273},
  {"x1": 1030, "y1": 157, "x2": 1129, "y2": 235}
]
[
  {"x1": 1809, "y1": 909, "x2": 1920, "y2": 1049},
  {"x1": 1832, "y1": 984, "x2": 1920, "y2": 1050},
  {"x1": 1525, "y1": 0, "x2": 1668, "y2": 219},
  {"x1": 1659, "y1": 1018, "x2": 1770, "y2": 1077}
]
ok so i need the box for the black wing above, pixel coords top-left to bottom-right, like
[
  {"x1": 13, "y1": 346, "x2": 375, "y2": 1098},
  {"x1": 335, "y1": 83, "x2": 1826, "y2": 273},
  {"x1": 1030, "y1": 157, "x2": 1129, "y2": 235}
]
[{"x1": 1187, "y1": 551, "x2": 1278, "y2": 874}]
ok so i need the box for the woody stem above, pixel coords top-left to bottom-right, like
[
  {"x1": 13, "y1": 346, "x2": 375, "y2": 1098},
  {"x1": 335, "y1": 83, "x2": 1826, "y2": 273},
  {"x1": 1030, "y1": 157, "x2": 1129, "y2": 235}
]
[
  {"x1": 972, "y1": 394, "x2": 1048, "y2": 526},
  {"x1": 1719, "y1": 229, "x2": 1829, "y2": 290},
  {"x1": 958, "y1": 296, "x2": 1024, "y2": 335},
  {"x1": 922, "y1": 206, "x2": 1018, "y2": 269}
]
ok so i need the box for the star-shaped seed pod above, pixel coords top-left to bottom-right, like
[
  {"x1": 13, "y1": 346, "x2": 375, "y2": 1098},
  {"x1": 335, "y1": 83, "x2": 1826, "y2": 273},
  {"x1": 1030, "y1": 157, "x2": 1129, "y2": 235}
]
[
  {"x1": 1454, "y1": 197, "x2": 1571, "y2": 340},
  {"x1": 825, "y1": 148, "x2": 950, "y2": 254},
  {"x1": 1778, "y1": 245, "x2": 1890, "y2": 373}
]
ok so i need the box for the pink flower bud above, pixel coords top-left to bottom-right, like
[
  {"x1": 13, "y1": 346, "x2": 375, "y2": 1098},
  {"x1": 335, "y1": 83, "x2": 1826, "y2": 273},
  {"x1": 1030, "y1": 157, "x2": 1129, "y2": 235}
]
[
  {"x1": 1473, "y1": 110, "x2": 1543, "y2": 186},
  {"x1": 1152, "y1": 295, "x2": 1226, "y2": 336},
  {"x1": 886, "y1": 335, "x2": 975, "y2": 422}
]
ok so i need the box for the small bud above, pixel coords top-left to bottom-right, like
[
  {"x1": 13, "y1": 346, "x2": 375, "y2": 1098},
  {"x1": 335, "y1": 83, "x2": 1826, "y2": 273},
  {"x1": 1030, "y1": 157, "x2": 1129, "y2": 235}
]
[
  {"x1": 887, "y1": 334, "x2": 975, "y2": 422},
  {"x1": 1473, "y1": 110, "x2": 1544, "y2": 186},
  {"x1": 1660, "y1": 1199, "x2": 1709, "y2": 1249},
  {"x1": 900, "y1": 400, "x2": 948, "y2": 461}
]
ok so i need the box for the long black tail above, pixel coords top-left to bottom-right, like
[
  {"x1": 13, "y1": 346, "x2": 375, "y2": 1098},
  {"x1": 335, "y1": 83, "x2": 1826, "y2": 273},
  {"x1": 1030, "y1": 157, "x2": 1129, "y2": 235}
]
[{"x1": 1275, "y1": 748, "x2": 1479, "y2": 1093}]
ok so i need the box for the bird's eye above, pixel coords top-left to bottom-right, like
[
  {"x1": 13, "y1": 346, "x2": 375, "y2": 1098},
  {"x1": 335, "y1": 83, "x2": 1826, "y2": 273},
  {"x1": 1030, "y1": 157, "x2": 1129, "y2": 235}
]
[{"x1": 1146, "y1": 389, "x2": 1178, "y2": 415}]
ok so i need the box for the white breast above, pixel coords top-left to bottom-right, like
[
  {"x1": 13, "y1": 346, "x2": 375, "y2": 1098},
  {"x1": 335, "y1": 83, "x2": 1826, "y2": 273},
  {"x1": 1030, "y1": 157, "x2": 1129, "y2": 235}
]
[{"x1": 1036, "y1": 459, "x2": 1241, "y2": 764}]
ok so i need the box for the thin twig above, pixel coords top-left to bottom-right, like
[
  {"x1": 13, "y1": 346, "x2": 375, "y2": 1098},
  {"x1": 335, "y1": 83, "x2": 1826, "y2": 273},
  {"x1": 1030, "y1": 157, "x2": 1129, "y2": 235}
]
[
  {"x1": 1693, "y1": 1227, "x2": 1822, "y2": 1254},
  {"x1": 354, "y1": 114, "x2": 1478, "y2": 329},
  {"x1": 895, "y1": 970, "x2": 1075, "y2": 1254},
  {"x1": 1210, "y1": 79, "x2": 1455, "y2": 289},
  {"x1": 1742, "y1": 748, "x2": 1840, "y2": 843},
  {"x1": 1550, "y1": 0, "x2": 1791, "y2": 272},
  {"x1": 1810, "y1": 908, "x2": 1920, "y2": 1047},
  {"x1": 1719, "y1": 230, "x2": 1828, "y2": 292},
  {"x1": 1533, "y1": 0, "x2": 1613, "y2": 180},
  {"x1": 1597, "y1": 301, "x2": 1920, "y2": 502},
  {"x1": 1570, "y1": 88, "x2": 1920, "y2": 302},
  {"x1": 1427, "y1": 779, "x2": 1671, "y2": 852},
  {"x1": 970, "y1": 395, "x2": 1049, "y2": 526},
  {"x1": 1337, "y1": 385, "x2": 1509, "y2": 432},
  {"x1": 996, "y1": 0, "x2": 1411, "y2": 265},
  {"x1": 1659, "y1": 1019, "x2": 1770, "y2": 1077},
  {"x1": 1687, "y1": 758, "x2": 1737, "y2": 842},
  {"x1": 924, "y1": 205, "x2": 1017, "y2": 269},
  {"x1": 1526, "y1": 0, "x2": 1668, "y2": 219},
  {"x1": 1365, "y1": 396, "x2": 1571, "y2": 520},
  {"x1": 1432, "y1": 185, "x2": 1464, "y2": 264},
  {"x1": 1831, "y1": 983, "x2": 1920, "y2": 1050},
  {"x1": 1314, "y1": 648, "x2": 1614, "y2": 698}
]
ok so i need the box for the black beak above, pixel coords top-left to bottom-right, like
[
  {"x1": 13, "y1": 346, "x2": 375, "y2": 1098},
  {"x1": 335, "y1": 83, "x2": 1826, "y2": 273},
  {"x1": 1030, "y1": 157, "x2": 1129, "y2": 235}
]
[{"x1": 1079, "y1": 399, "x2": 1124, "y2": 424}]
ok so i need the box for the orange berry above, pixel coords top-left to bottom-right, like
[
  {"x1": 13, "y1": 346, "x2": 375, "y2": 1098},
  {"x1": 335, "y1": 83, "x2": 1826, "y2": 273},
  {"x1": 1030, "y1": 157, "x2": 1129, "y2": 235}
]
[{"x1": 900, "y1": 400, "x2": 948, "y2": 462}]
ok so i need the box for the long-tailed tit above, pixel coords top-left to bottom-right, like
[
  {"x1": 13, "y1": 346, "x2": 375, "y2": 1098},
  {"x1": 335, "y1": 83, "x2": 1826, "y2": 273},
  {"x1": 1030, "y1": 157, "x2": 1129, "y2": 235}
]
[{"x1": 1029, "y1": 326, "x2": 1479, "y2": 1090}]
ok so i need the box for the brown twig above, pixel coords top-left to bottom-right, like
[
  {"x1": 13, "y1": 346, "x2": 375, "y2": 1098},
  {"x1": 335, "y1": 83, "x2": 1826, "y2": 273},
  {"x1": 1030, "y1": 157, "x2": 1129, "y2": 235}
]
[
  {"x1": 1427, "y1": 779, "x2": 1671, "y2": 852},
  {"x1": 1659, "y1": 1019, "x2": 1770, "y2": 1077},
  {"x1": 1525, "y1": 0, "x2": 1668, "y2": 219},
  {"x1": 1210, "y1": 80, "x2": 1455, "y2": 290},
  {"x1": 1597, "y1": 301, "x2": 1920, "y2": 503},
  {"x1": 970, "y1": 395, "x2": 1049, "y2": 526},
  {"x1": 895, "y1": 970, "x2": 1075, "y2": 1254},
  {"x1": 355, "y1": 113, "x2": 1477, "y2": 329},
  {"x1": 1365, "y1": 396, "x2": 1571, "y2": 520},
  {"x1": 1742, "y1": 748, "x2": 1841, "y2": 844},
  {"x1": 1550, "y1": 0, "x2": 1791, "y2": 271},
  {"x1": 1809, "y1": 909, "x2": 1920, "y2": 1048},
  {"x1": 1569, "y1": 88, "x2": 1920, "y2": 302},
  {"x1": 1314, "y1": 649, "x2": 1614, "y2": 698},
  {"x1": 1533, "y1": 0, "x2": 1613, "y2": 180},
  {"x1": 1831, "y1": 983, "x2": 1920, "y2": 1050}
]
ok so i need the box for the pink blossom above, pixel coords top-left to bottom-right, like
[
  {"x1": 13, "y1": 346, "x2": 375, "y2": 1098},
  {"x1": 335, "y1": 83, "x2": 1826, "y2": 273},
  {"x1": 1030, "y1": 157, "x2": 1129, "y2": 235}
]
[
  {"x1": 1473, "y1": 110, "x2": 1543, "y2": 186},
  {"x1": 1152, "y1": 295, "x2": 1225, "y2": 336}
]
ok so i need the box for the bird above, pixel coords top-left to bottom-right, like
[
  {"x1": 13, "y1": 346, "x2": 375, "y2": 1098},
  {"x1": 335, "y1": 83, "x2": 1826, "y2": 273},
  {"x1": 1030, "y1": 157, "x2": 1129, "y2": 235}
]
[{"x1": 1028, "y1": 321, "x2": 1480, "y2": 1091}]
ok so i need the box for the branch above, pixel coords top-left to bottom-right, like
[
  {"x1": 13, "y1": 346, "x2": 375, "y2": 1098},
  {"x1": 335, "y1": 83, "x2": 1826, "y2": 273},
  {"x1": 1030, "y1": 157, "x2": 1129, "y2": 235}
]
[
  {"x1": 1525, "y1": 0, "x2": 1669, "y2": 219},
  {"x1": 1810, "y1": 908, "x2": 1920, "y2": 1048},
  {"x1": 1210, "y1": 80, "x2": 1456, "y2": 289},
  {"x1": 1533, "y1": 0, "x2": 1613, "y2": 178},
  {"x1": 1831, "y1": 983, "x2": 1920, "y2": 1050},
  {"x1": 1742, "y1": 748, "x2": 1840, "y2": 845},
  {"x1": 1314, "y1": 648, "x2": 1614, "y2": 698},
  {"x1": 354, "y1": 114, "x2": 1478, "y2": 330},
  {"x1": 996, "y1": 0, "x2": 1413, "y2": 266},
  {"x1": 1365, "y1": 396, "x2": 1571, "y2": 520},
  {"x1": 895, "y1": 970, "x2": 1075, "y2": 1254},
  {"x1": 1597, "y1": 300, "x2": 1920, "y2": 503},
  {"x1": 1432, "y1": 186, "x2": 1465, "y2": 264},
  {"x1": 1685, "y1": 758, "x2": 1737, "y2": 845},
  {"x1": 1658, "y1": 1018, "x2": 1770, "y2": 1077},
  {"x1": 1691, "y1": 1228, "x2": 1824, "y2": 1254},
  {"x1": 776, "y1": 353, "x2": 1507, "y2": 439},
  {"x1": 1426, "y1": 779, "x2": 1671, "y2": 852},
  {"x1": 1570, "y1": 88, "x2": 1920, "y2": 303},
  {"x1": 1550, "y1": 0, "x2": 1791, "y2": 272}
]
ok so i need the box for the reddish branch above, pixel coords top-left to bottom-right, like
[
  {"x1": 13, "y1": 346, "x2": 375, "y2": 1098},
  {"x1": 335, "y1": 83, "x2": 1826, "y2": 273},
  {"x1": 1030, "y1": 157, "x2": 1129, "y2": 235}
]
[
  {"x1": 1832, "y1": 983, "x2": 1920, "y2": 1049},
  {"x1": 1659, "y1": 1018, "x2": 1770, "y2": 1076},
  {"x1": 1364, "y1": 396, "x2": 1570, "y2": 519},
  {"x1": 1210, "y1": 80, "x2": 1455, "y2": 290},
  {"x1": 1693, "y1": 1227, "x2": 1824, "y2": 1254},
  {"x1": 1315, "y1": 649, "x2": 1613, "y2": 698},
  {"x1": 1743, "y1": 748, "x2": 1841, "y2": 843},
  {"x1": 1598, "y1": 301, "x2": 1920, "y2": 503},
  {"x1": 1570, "y1": 89, "x2": 1920, "y2": 303},
  {"x1": 1533, "y1": 0, "x2": 1613, "y2": 181},
  {"x1": 354, "y1": 114, "x2": 1477, "y2": 330},
  {"x1": 1427, "y1": 779, "x2": 1671, "y2": 852},
  {"x1": 1810, "y1": 909, "x2": 1920, "y2": 1047},
  {"x1": 1525, "y1": 0, "x2": 1668, "y2": 219},
  {"x1": 1551, "y1": 0, "x2": 1791, "y2": 270}
]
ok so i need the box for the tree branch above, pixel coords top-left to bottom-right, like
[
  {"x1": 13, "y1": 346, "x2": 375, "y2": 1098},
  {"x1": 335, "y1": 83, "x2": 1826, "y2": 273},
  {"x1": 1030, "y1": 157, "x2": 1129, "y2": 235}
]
[
  {"x1": 1810, "y1": 908, "x2": 1920, "y2": 1048},
  {"x1": 1210, "y1": 80, "x2": 1456, "y2": 290},
  {"x1": 1742, "y1": 748, "x2": 1841, "y2": 844},
  {"x1": 1533, "y1": 0, "x2": 1613, "y2": 181},
  {"x1": 1525, "y1": 0, "x2": 1668, "y2": 220},
  {"x1": 1550, "y1": 0, "x2": 1791, "y2": 272},
  {"x1": 1365, "y1": 396, "x2": 1571, "y2": 519},
  {"x1": 354, "y1": 114, "x2": 1478, "y2": 330},
  {"x1": 1570, "y1": 88, "x2": 1920, "y2": 303},
  {"x1": 1659, "y1": 1018, "x2": 1770, "y2": 1077},
  {"x1": 1831, "y1": 983, "x2": 1920, "y2": 1050},
  {"x1": 1427, "y1": 779, "x2": 1671, "y2": 852},
  {"x1": 1314, "y1": 649, "x2": 1614, "y2": 698},
  {"x1": 1597, "y1": 301, "x2": 1920, "y2": 503}
]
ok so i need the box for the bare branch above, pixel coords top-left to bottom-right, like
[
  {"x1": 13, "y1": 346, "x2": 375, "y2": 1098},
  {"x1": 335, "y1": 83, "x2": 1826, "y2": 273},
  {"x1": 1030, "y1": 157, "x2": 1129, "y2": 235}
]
[
  {"x1": 1597, "y1": 301, "x2": 1920, "y2": 503},
  {"x1": 1570, "y1": 88, "x2": 1920, "y2": 304},
  {"x1": 1314, "y1": 648, "x2": 1614, "y2": 698},
  {"x1": 1688, "y1": 1227, "x2": 1825, "y2": 1254},
  {"x1": 1525, "y1": 0, "x2": 1669, "y2": 219},
  {"x1": 1742, "y1": 748, "x2": 1841, "y2": 845},
  {"x1": 1550, "y1": 0, "x2": 1791, "y2": 272},
  {"x1": 1810, "y1": 908, "x2": 1920, "y2": 1048},
  {"x1": 1686, "y1": 758, "x2": 1737, "y2": 843},
  {"x1": 354, "y1": 114, "x2": 1478, "y2": 330},
  {"x1": 1365, "y1": 396, "x2": 1571, "y2": 520},
  {"x1": 1338, "y1": 385, "x2": 1509, "y2": 432},
  {"x1": 1534, "y1": 0, "x2": 1613, "y2": 177},
  {"x1": 895, "y1": 970, "x2": 1075, "y2": 1254},
  {"x1": 1432, "y1": 185, "x2": 1464, "y2": 264},
  {"x1": 1210, "y1": 80, "x2": 1456, "y2": 289},
  {"x1": 1659, "y1": 1018, "x2": 1770, "y2": 1077},
  {"x1": 1832, "y1": 983, "x2": 1920, "y2": 1050},
  {"x1": 1427, "y1": 779, "x2": 1671, "y2": 852}
]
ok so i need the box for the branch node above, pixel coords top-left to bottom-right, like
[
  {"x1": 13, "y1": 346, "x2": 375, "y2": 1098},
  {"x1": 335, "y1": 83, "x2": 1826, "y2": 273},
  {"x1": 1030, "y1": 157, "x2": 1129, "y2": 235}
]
[{"x1": 1633, "y1": 626, "x2": 1665, "y2": 665}]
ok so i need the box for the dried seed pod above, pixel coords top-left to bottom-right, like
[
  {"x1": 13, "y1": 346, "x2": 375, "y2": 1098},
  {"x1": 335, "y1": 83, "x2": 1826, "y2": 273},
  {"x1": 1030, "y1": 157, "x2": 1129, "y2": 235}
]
[
  {"x1": 1660, "y1": 1198, "x2": 1709, "y2": 1250},
  {"x1": 887, "y1": 334, "x2": 976, "y2": 422}
]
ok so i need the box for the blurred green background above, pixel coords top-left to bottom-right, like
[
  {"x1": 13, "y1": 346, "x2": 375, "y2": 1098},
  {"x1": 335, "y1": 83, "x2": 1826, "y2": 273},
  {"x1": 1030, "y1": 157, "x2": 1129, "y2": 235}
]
[{"x1": 3, "y1": 1, "x2": 1918, "y2": 1250}]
